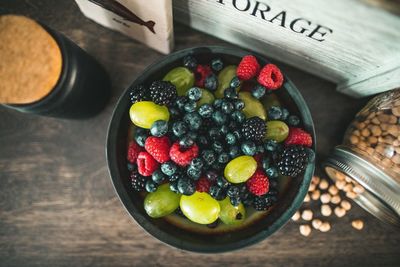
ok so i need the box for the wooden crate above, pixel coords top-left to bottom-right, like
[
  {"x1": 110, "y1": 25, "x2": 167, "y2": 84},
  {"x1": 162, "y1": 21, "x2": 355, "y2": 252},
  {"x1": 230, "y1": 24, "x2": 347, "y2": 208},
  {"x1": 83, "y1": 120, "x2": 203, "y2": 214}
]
[{"x1": 173, "y1": 0, "x2": 400, "y2": 97}]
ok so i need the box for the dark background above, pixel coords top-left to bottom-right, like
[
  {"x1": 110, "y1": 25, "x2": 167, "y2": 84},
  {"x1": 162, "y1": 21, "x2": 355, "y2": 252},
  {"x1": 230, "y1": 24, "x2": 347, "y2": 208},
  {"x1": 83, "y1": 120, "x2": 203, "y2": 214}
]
[{"x1": 0, "y1": 1, "x2": 399, "y2": 266}]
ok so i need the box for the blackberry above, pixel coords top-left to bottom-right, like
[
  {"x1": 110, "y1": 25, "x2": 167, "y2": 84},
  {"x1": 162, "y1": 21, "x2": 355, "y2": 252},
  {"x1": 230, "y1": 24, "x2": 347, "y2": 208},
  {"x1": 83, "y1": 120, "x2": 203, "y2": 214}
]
[
  {"x1": 129, "y1": 84, "x2": 148, "y2": 103},
  {"x1": 253, "y1": 195, "x2": 275, "y2": 211},
  {"x1": 130, "y1": 169, "x2": 146, "y2": 192},
  {"x1": 241, "y1": 117, "x2": 266, "y2": 141},
  {"x1": 149, "y1": 80, "x2": 177, "y2": 106},
  {"x1": 276, "y1": 146, "x2": 309, "y2": 177}
]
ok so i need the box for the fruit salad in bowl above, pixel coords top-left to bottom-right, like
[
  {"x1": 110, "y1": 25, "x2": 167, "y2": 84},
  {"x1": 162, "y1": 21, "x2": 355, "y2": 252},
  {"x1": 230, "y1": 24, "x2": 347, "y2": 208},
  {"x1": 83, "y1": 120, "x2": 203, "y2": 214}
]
[{"x1": 107, "y1": 47, "x2": 315, "y2": 252}]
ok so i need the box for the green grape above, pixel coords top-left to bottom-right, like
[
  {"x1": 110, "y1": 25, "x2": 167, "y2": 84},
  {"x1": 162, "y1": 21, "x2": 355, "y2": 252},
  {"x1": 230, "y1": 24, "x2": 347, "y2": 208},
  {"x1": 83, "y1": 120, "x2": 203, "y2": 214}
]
[
  {"x1": 262, "y1": 93, "x2": 281, "y2": 110},
  {"x1": 144, "y1": 183, "x2": 181, "y2": 218},
  {"x1": 265, "y1": 120, "x2": 289, "y2": 142},
  {"x1": 180, "y1": 192, "x2": 220, "y2": 224},
  {"x1": 224, "y1": 155, "x2": 257, "y2": 183},
  {"x1": 215, "y1": 65, "x2": 240, "y2": 98},
  {"x1": 197, "y1": 88, "x2": 215, "y2": 107},
  {"x1": 218, "y1": 197, "x2": 246, "y2": 225},
  {"x1": 129, "y1": 101, "x2": 170, "y2": 129},
  {"x1": 238, "y1": 92, "x2": 267, "y2": 120},
  {"x1": 163, "y1": 67, "x2": 194, "y2": 96}
]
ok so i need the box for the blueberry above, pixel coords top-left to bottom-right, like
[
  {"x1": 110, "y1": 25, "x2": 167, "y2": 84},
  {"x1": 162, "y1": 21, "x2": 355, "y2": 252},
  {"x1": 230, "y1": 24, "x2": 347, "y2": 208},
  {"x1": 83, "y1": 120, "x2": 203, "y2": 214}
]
[
  {"x1": 169, "y1": 172, "x2": 181, "y2": 182},
  {"x1": 134, "y1": 131, "x2": 148, "y2": 147},
  {"x1": 268, "y1": 106, "x2": 283, "y2": 120},
  {"x1": 187, "y1": 87, "x2": 203, "y2": 101},
  {"x1": 212, "y1": 110, "x2": 228, "y2": 125},
  {"x1": 232, "y1": 129, "x2": 242, "y2": 140},
  {"x1": 150, "y1": 120, "x2": 168, "y2": 137},
  {"x1": 183, "y1": 55, "x2": 197, "y2": 70},
  {"x1": 265, "y1": 166, "x2": 278, "y2": 178},
  {"x1": 230, "y1": 196, "x2": 241, "y2": 207},
  {"x1": 234, "y1": 99, "x2": 245, "y2": 110},
  {"x1": 198, "y1": 135, "x2": 208, "y2": 146},
  {"x1": 231, "y1": 110, "x2": 245, "y2": 123},
  {"x1": 211, "y1": 58, "x2": 224, "y2": 72},
  {"x1": 257, "y1": 144, "x2": 265, "y2": 154},
  {"x1": 175, "y1": 96, "x2": 188, "y2": 110},
  {"x1": 227, "y1": 186, "x2": 240, "y2": 197},
  {"x1": 281, "y1": 108, "x2": 289, "y2": 120},
  {"x1": 161, "y1": 162, "x2": 177, "y2": 176},
  {"x1": 224, "y1": 87, "x2": 238, "y2": 99},
  {"x1": 213, "y1": 99, "x2": 223, "y2": 108},
  {"x1": 220, "y1": 125, "x2": 229, "y2": 135},
  {"x1": 230, "y1": 76, "x2": 240, "y2": 88},
  {"x1": 172, "y1": 121, "x2": 188, "y2": 137},
  {"x1": 202, "y1": 149, "x2": 216, "y2": 165},
  {"x1": 187, "y1": 166, "x2": 201, "y2": 180},
  {"x1": 287, "y1": 115, "x2": 300, "y2": 126},
  {"x1": 190, "y1": 158, "x2": 204, "y2": 170},
  {"x1": 262, "y1": 157, "x2": 270, "y2": 171},
  {"x1": 152, "y1": 170, "x2": 166, "y2": 184},
  {"x1": 127, "y1": 163, "x2": 135, "y2": 171},
  {"x1": 177, "y1": 178, "x2": 196, "y2": 195},
  {"x1": 229, "y1": 146, "x2": 240, "y2": 160},
  {"x1": 169, "y1": 107, "x2": 180, "y2": 117},
  {"x1": 169, "y1": 180, "x2": 179, "y2": 193},
  {"x1": 217, "y1": 176, "x2": 229, "y2": 189},
  {"x1": 184, "y1": 101, "x2": 197, "y2": 113},
  {"x1": 225, "y1": 133, "x2": 237, "y2": 145},
  {"x1": 221, "y1": 101, "x2": 234, "y2": 114},
  {"x1": 209, "y1": 127, "x2": 221, "y2": 140},
  {"x1": 209, "y1": 185, "x2": 226, "y2": 200},
  {"x1": 145, "y1": 180, "x2": 157, "y2": 192},
  {"x1": 179, "y1": 135, "x2": 194, "y2": 148},
  {"x1": 228, "y1": 120, "x2": 238, "y2": 130},
  {"x1": 212, "y1": 141, "x2": 224, "y2": 153},
  {"x1": 252, "y1": 84, "x2": 266, "y2": 99},
  {"x1": 198, "y1": 104, "x2": 214, "y2": 118},
  {"x1": 204, "y1": 74, "x2": 218, "y2": 91},
  {"x1": 218, "y1": 153, "x2": 230, "y2": 164},
  {"x1": 205, "y1": 170, "x2": 218, "y2": 182},
  {"x1": 187, "y1": 131, "x2": 198, "y2": 140},
  {"x1": 264, "y1": 139, "x2": 278, "y2": 152},
  {"x1": 241, "y1": 140, "x2": 257, "y2": 156},
  {"x1": 184, "y1": 112, "x2": 202, "y2": 130}
]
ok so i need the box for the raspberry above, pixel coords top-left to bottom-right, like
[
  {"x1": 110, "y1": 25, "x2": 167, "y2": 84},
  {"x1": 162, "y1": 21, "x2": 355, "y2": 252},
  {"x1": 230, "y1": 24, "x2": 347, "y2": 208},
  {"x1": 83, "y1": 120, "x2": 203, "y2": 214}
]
[
  {"x1": 257, "y1": 64, "x2": 284, "y2": 90},
  {"x1": 144, "y1": 136, "x2": 171, "y2": 163},
  {"x1": 149, "y1": 80, "x2": 177, "y2": 106},
  {"x1": 196, "y1": 177, "x2": 211, "y2": 193},
  {"x1": 276, "y1": 146, "x2": 309, "y2": 177},
  {"x1": 236, "y1": 55, "x2": 260, "y2": 80},
  {"x1": 194, "y1": 65, "x2": 212, "y2": 87},
  {"x1": 246, "y1": 169, "x2": 270, "y2": 196},
  {"x1": 127, "y1": 141, "x2": 143, "y2": 163},
  {"x1": 169, "y1": 142, "x2": 199, "y2": 167},
  {"x1": 284, "y1": 127, "x2": 313, "y2": 147},
  {"x1": 137, "y1": 151, "x2": 159, "y2": 176}
]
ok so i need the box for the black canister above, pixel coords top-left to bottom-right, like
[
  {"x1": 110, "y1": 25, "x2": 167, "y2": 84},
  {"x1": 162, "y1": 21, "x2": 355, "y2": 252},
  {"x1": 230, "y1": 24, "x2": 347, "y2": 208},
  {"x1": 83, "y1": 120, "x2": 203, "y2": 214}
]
[{"x1": 4, "y1": 22, "x2": 110, "y2": 119}]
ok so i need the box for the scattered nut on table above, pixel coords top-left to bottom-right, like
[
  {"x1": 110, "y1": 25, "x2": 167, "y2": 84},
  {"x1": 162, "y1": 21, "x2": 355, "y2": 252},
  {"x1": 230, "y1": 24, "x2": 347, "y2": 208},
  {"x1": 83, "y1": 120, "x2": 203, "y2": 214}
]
[
  {"x1": 291, "y1": 211, "x2": 300, "y2": 221},
  {"x1": 312, "y1": 175, "x2": 320, "y2": 184},
  {"x1": 319, "y1": 179, "x2": 329, "y2": 190},
  {"x1": 328, "y1": 185, "x2": 339, "y2": 195},
  {"x1": 311, "y1": 190, "x2": 320, "y2": 200},
  {"x1": 341, "y1": 200, "x2": 352, "y2": 211},
  {"x1": 308, "y1": 183, "x2": 316, "y2": 192},
  {"x1": 301, "y1": 210, "x2": 313, "y2": 221},
  {"x1": 353, "y1": 185, "x2": 365, "y2": 194},
  {"x1": 335, "y1": 180, "x2": 346, "y2": 190},
  {"x1": 334, "y1": 207, "x2": 346, "y2": 218},
  {"x1": 331, "y1": 195, "x2": 341, "y2": 204},
  {"x1": 321, "y1": 204, "x2": 332, "y2": 216},
  {"x1": 320, "y1": 193, "x2": 331, "y2": 204},
  {"x1": 299, "y1": 225, "x2": 312, "y2": 236},
  {"x1": 346, "y1": 191, "x2": 357, "y2": 199},
  {"x1": 319, "y1": 222, "x2": 331, "y2": 232},
  {"x1": 352, "y1": 220, "x2": 364, "y2": 230},
  {"x1": 312, "y1": 219, "x2": 322, "y2": 230},
  {"x1": 304, "y1": 193, "x2": 311, "y2": 202}
]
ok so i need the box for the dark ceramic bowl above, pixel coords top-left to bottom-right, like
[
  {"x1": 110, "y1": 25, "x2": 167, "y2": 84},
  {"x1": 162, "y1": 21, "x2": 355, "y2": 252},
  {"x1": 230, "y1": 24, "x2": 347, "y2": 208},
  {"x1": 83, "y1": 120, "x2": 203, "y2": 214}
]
[{"x1": 106, "y1": 46, "x2": 315, "y2": 253}]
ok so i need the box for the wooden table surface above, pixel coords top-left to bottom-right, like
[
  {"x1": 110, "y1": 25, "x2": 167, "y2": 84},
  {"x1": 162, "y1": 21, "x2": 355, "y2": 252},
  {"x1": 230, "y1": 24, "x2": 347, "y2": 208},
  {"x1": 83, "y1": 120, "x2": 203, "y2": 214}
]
[{"x1": 0, "y1": 1, "x2": 399, "y2": 267}]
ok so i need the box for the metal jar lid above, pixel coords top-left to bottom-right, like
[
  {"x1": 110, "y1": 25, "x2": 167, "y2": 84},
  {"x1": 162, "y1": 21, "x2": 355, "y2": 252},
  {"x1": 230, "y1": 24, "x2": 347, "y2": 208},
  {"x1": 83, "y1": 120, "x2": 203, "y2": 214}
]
[{"x1": 323, "y1": 145, "x2": 400, "y2": 227}]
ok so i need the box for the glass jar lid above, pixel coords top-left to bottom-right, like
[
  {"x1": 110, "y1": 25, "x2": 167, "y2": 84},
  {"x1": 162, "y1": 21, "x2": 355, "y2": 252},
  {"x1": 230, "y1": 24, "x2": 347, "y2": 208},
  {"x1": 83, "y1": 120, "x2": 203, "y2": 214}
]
[{"x1": 323, "y1": 145, "x2": 400, "y2": 227}]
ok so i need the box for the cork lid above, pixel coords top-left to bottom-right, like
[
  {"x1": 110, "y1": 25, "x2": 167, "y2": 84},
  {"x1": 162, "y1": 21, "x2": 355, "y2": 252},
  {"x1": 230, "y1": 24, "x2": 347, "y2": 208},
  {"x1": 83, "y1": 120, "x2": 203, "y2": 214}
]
[{"x1": 0, "y1": 15, "x2": 62, "y2": 104}]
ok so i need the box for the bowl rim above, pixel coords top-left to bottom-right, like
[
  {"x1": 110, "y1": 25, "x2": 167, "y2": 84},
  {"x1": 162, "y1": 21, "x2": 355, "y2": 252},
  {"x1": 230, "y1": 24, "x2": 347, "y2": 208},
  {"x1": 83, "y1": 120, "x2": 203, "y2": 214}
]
[{"x1": 106, "y1": 46, "x2": 316, "y2": 253}]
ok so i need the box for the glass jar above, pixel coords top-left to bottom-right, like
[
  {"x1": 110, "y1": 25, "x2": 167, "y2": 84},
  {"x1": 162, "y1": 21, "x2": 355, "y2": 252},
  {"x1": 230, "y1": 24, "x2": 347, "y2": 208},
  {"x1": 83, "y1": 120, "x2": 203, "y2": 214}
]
[{"x1": 323, "y1": 89, "x2": 400, "y2": 227}]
